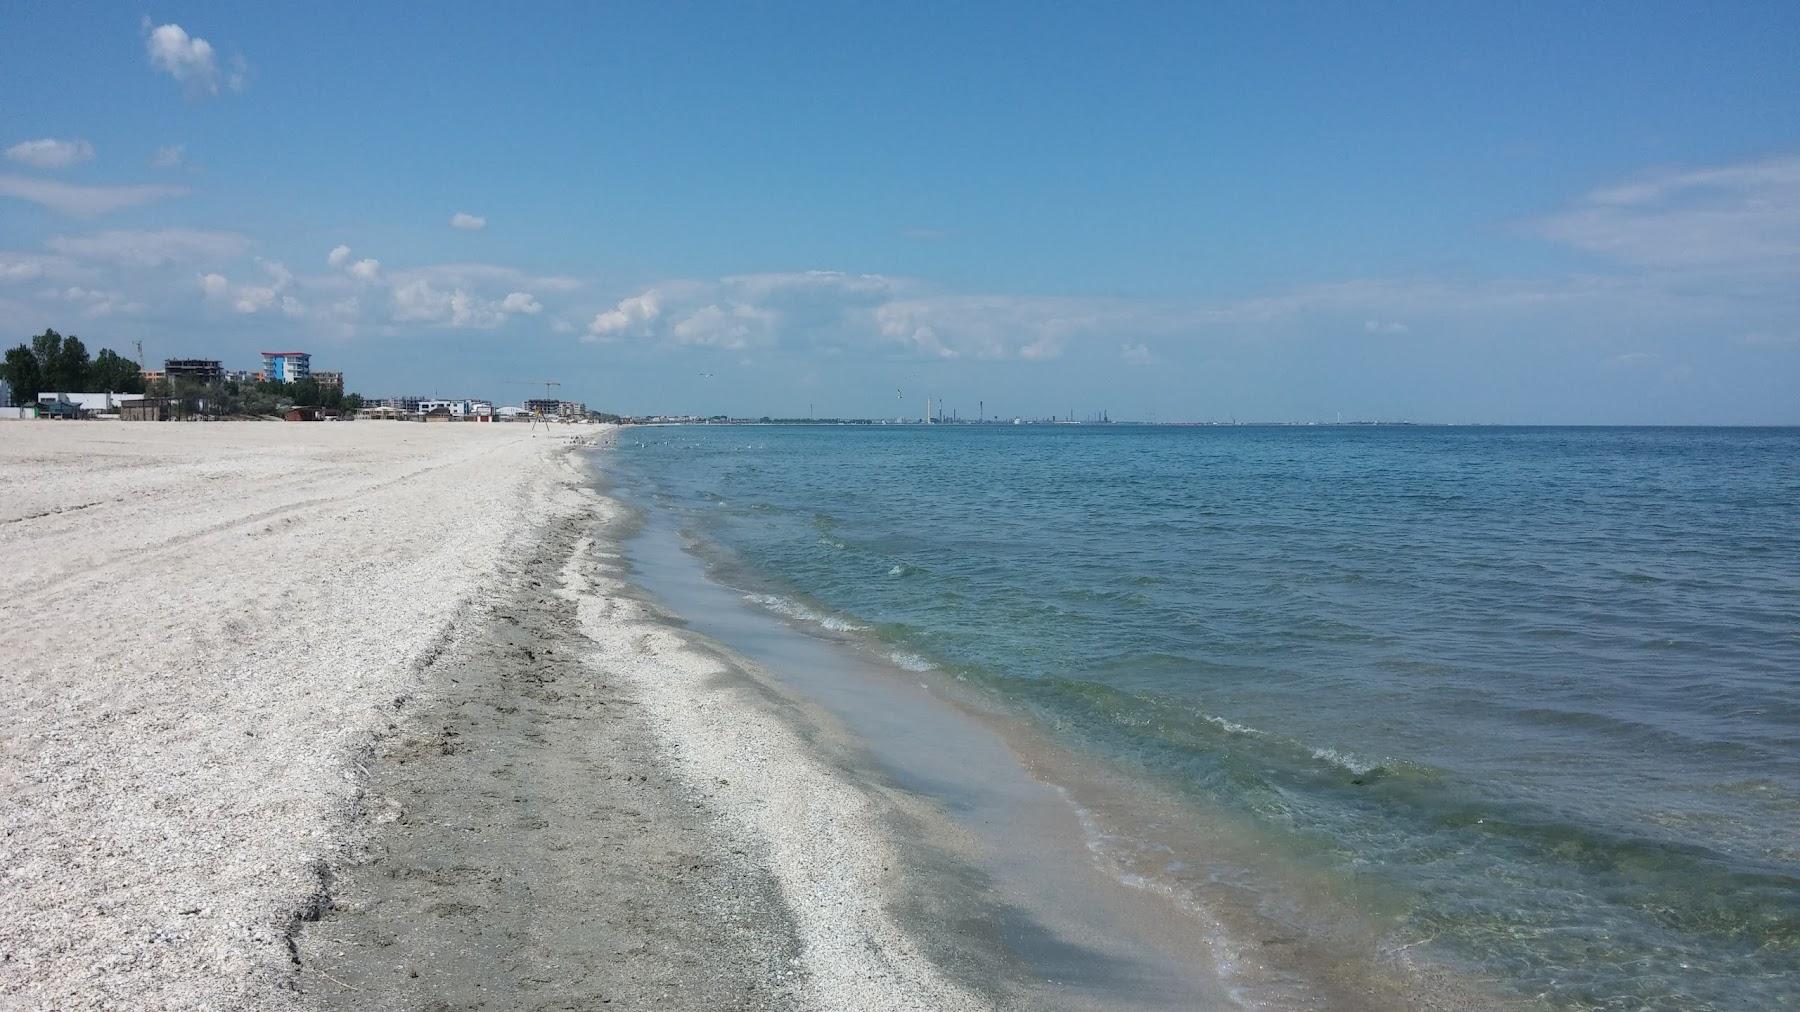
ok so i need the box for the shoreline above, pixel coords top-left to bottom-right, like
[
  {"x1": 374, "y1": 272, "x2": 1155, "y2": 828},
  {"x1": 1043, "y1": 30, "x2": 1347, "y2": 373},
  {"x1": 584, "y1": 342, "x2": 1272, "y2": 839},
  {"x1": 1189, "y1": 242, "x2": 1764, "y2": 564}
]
[
  {"x1": 5, "y1": 421, "x2": 1504, "y2": 1009},
  {"x1": 300, "y1": 437, "x2": 1010, "y2": 1009}
]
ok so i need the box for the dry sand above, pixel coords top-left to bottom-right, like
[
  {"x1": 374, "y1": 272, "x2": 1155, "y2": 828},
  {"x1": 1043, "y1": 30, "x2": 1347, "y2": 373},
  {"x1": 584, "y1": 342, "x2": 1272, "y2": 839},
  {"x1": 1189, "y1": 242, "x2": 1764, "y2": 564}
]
[
  {"x1": 1, "y1": 421, "x2": 580, "y2": 1008},
  {"x1": 0, "y1": 421, "x2": 993, "y2": 1011}
]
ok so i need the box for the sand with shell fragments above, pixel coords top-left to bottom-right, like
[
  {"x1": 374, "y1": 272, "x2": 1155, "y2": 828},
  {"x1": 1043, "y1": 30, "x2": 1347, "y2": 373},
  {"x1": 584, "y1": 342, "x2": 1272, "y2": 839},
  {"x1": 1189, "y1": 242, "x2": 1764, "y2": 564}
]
[{"x1": 0, "y1": 421, "x2": 581, "y2": 1009}]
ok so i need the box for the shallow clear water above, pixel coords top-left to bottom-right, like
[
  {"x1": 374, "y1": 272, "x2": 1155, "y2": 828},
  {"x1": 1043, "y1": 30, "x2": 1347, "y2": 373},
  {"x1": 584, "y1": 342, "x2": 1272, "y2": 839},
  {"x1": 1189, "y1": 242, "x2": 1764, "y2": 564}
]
[{"x1": 609, "y1": 424, "x2": 1800, "y2": 1009}]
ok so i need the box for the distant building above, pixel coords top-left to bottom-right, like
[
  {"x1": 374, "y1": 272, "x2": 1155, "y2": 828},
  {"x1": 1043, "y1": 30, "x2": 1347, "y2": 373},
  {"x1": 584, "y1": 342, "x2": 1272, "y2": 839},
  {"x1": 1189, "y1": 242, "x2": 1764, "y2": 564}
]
[
  {"x1": 141, "y1": 369, "x2": 166, "y2": 384},
  {"x1": 380, "y1": 395, "x2": 425, "y2": 414},
  {"x1": 525, "y1": 398, "x2": 586, "y2": 419},
  {"x1": 312, "y1": 370, "x2": 344, "y2": 391},
  {"x1": 164, "y1": 359, "x2": 222, "y2": 383},
  {"x1": 121, "y1": 397, "x2": 174, "y2": 421},
  {"x1": 0, "y1": 378, "x2": 11, "y2": 407},
  {"x1": 417, "y1": 398, "x2": 494, "y2": 419},
  {"x1": 262, "y1": 351, "x2": 312, "y2": 384},
  {"x1": 221, "y1": 368, "x2": 260, "y2": 384},
  {"x1": 38, "y1": 392, "x2": 146, "y2": 416}
]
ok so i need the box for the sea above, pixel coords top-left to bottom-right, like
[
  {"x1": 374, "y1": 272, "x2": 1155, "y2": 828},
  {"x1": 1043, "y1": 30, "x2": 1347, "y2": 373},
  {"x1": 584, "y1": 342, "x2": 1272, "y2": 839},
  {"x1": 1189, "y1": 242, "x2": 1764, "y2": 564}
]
[{"x1": 604, "y1": 424, "x2": 1800, "y2": 1009}]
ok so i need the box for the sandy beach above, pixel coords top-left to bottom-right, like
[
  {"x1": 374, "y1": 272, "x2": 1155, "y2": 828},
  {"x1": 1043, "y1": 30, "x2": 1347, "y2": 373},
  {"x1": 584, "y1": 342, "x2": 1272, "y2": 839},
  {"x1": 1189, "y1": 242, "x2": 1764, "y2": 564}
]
[{"x1": 0, "y1": 421, "x2": 993, "y2": 1011}]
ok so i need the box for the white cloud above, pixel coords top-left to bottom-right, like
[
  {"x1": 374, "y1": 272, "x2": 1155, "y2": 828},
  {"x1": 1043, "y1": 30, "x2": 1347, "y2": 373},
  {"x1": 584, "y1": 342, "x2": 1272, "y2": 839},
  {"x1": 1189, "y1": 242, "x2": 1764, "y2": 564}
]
[
  {"x1": 198, "y1": 260, "x2": 298, "y2": 315},
  {"x1": 670, "y1": 303, "x2": 777, "y2": 350},
  {"x1": 151, "y1": 144, "x2": 185, "y2": 169},
  {"x1": 389, "y1": 279, "x2": 520, "y2": 329},
  {"x1": 349, "y1": 258, "x2": 382, "y2": 282},
  {"x1": 48, "y1": 228, "x2": 250, "y2": 267},
  {"x1": 5, "y1": 139, "x2": 95, "y2": 170},
  {"x1": 41, "y1": 284, "x2": 146, "y2": 318},
  {"x1": 450, "y1": 212, "x2": 487, "y2": 230},
  {"x1": 391, "y1": 262, "x2": 582, "y2": 293},
  {"x1": 582, "y1": 272, "x2": 1153, "y2": 361},
  {"x1": 327, "y1": 244, "x2": 352, "y2": 269},
  {"x1": 1363, "y1": 319, "x2": 1410, "y2": 334},
  {"x1": 145, "y1": 22, "x2": 231, "y2": 95},
  {"x1": 501, "y1": 291, "x2": 541, "y2": 314},
  {"x1": 1533, "y1": 154, "x2": 1800, "y2": 271},
  {"x1": 1121, "y1": 342, "x2": 1154, "y2": 365},
  {"x1": 588, "y1": 291, "x2": 664, "y2": 339},
  {"x1": 0, "y1": 253, "x2": 90, "y2": 286},
  {"x1": 0, "y1": 175, "x2": 187, "y2": 216}
]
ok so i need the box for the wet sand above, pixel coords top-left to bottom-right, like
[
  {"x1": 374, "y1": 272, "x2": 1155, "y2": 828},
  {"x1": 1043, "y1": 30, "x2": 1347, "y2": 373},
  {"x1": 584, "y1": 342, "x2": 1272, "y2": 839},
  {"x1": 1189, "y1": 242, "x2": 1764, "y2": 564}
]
[{"x1": 295, "y1": 506, "x2": 804, "y2": 1009}]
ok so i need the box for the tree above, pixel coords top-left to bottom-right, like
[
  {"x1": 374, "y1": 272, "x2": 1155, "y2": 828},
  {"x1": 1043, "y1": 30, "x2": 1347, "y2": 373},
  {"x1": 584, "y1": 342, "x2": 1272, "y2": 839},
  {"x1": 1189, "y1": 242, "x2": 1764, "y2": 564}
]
[
  {"x1": 31, "y1": 329, "x2": 62, "y2": 368},
  {"x1": 289, "y1": 377, "x2": 323, "y2": 406},
  {"x1": 90, "y1": 348, "x2": 145, "y2": 393},
  {"x1": 52, "y1": 334, "x2": 90, "y2": 391},
  {"x1": 2, "y1": 344, "x2": 43, "y2": 403},
  {"x1": 343, "y1": 392, "x2": 365, "y2": 412}
]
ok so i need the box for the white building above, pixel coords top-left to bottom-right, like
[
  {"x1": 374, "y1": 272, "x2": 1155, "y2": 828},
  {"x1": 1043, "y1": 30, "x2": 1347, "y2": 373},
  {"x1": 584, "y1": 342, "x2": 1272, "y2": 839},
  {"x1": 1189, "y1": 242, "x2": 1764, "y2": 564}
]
[{"x1": 37, "y1": 392, "x2": 146, "y2": 416}]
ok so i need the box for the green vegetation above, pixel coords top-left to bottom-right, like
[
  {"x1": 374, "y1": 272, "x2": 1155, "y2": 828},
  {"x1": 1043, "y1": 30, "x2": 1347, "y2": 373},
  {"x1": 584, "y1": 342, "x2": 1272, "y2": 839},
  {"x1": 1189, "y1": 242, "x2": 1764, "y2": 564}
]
[
  {"x1": 143, "y1": 376, "x2": 364, "y2": 418},
  {"x1": 1, "y1": 330, "x2": 146, "y2": 403},
  {"x1": 3, "y1": 328, "x2": 366, "y2": 418}
]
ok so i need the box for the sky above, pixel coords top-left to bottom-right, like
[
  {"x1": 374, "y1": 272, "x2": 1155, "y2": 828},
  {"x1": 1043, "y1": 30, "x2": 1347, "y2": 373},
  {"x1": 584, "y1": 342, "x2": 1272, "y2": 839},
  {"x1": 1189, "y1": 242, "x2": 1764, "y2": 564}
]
[{"x1": 3, "y1": 2, "x2": 1798, "y2": 423}]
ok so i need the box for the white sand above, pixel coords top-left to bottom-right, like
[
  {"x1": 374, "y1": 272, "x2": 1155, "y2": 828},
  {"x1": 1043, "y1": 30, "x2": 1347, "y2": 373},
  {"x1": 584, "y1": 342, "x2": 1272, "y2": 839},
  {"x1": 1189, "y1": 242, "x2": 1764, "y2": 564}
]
[
  {"x1": 1, "y1": 420, "x2": 986, "y2": 1012},
  {"x1": 555, "y1": 508, "x2": 986, "y2": 1011},
  {"x1": 0, "y1": 421, "x2": 579, "y2": 1009}
]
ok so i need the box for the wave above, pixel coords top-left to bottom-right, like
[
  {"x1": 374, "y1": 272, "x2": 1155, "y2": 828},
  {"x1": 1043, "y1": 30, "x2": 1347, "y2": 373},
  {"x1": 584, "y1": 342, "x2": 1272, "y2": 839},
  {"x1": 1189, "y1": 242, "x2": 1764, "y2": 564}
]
[{"x1": 740, "y1": 593, "x2": 866, "y2": 633}]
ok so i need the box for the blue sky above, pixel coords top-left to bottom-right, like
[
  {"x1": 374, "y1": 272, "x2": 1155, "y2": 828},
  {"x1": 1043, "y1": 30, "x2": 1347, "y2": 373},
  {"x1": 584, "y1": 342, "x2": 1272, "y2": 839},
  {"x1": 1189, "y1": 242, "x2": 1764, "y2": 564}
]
[{"x1": 3, "y1": 2, "x2": 1798, "y2": 422}]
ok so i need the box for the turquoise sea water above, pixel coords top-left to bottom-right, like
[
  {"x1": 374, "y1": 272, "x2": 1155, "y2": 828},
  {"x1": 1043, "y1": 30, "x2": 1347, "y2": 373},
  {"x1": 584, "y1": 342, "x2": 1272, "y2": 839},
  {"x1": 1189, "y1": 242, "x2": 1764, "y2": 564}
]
[{"x1": 609, "y1": 424, "x2": 1800, "y2": 1008}]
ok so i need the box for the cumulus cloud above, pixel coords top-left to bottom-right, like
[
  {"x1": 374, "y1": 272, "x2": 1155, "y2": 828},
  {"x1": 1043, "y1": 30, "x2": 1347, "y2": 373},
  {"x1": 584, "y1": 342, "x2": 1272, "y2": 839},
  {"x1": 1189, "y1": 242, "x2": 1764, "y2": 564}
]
[
  {"x1": 145, "y1": 21, "x2": 242, "y2": 95},
  {"x1": 349, "y1": 258, "x2": 381, "y2": 282},
  {"x1": 670, "y1": 303, "x2": 778, "y2": 350},
  {"x1": 0, "y1": 175, "x2": 187, "y2": 217},
  {"x1": 501, "y1": 291, "x2": 541, "y2": 314},
  {"x1": 48, "y1": 229, "x2": 250, "y2": 267},
  {"x1": 450, "y1": 212, "x2": 487, "y2": 230},
  {"x1": 588, "y1": 291, "x2": 664, "y2": 339},
  {"x1": 151, "y1": 144, "x2": 185, "y2": 169},
  {"x1": 327, "y1": 244, "x2": 352, "y2": 268},
  {"x1": 1121, "y1": 342, "x2": 1154, "y2": 365},
  {"x1": 198, "y1": 260, "x2": 300, "y2": 316},
  {"x1": 389, "y1": 278, "x2": 527, "y2": 329},
  {"x1": 5, "y1": 139, "x2": 95, "y2": 170}
]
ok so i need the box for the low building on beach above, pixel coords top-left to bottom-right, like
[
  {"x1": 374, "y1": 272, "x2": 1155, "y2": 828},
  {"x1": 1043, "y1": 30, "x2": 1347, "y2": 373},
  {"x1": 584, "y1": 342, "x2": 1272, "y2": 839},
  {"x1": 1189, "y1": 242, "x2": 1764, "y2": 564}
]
[
  {"x1": 120, "y1": 397, "x2": 175, "y2": 421},
  {"x1": 37, "y1": 392, "x2": 146, "y2": 417}
]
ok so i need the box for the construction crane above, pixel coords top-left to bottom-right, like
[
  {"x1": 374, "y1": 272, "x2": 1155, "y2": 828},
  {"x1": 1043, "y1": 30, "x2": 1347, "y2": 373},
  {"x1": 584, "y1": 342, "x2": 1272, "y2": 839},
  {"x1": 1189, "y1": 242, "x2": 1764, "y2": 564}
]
[{"x1": 502, "y1": 379, "x2": 562, "y2": 411}]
